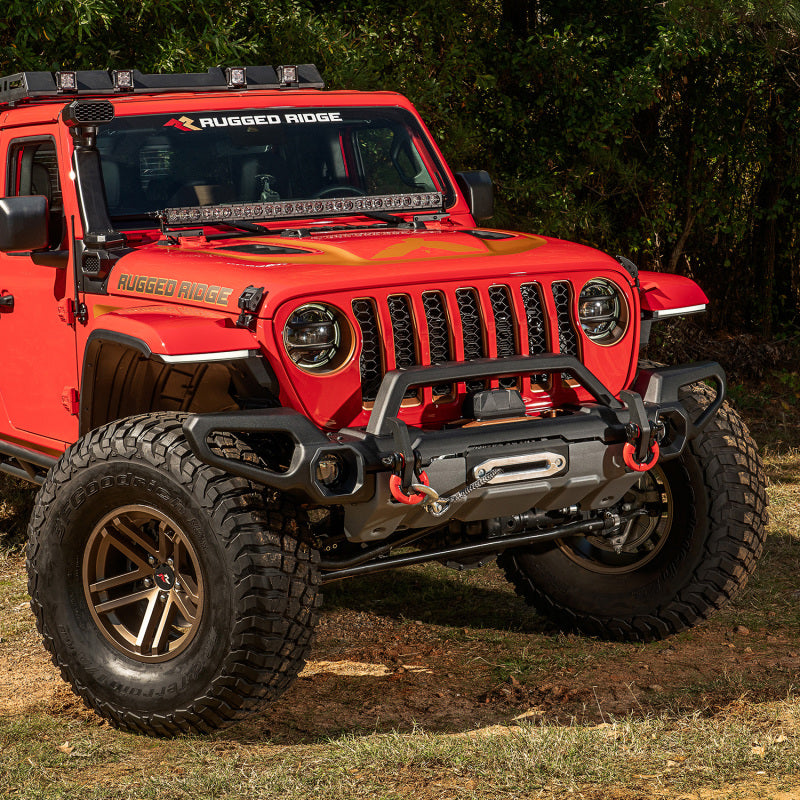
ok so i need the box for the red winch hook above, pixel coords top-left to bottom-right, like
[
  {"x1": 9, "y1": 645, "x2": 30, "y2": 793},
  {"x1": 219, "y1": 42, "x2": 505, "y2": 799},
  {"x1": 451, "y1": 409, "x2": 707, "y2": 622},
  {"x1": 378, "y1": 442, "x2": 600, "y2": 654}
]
[
  {"x1": 622, "y1": 422, "x2": 660, "y2": 472},
  {"x1": 389, "y1": 470, "x2": 431, "y2": 505},
  {"x1": 623, "y1": 439, "x2": 660, "y2": 472}
]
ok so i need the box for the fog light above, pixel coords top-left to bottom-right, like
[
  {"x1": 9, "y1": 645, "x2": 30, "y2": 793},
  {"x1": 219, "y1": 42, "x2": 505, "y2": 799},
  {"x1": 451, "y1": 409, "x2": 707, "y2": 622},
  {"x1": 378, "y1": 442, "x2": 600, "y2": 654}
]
[{"x1": 315, "y1": 454, "x2": 342, "y2": 486}]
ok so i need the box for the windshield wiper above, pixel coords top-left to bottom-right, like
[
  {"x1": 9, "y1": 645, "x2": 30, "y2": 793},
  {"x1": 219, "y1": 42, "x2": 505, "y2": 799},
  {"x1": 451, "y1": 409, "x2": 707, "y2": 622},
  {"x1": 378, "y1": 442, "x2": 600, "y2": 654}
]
[{"x1": 360, "y1": 210, "x2": 410, "y2": 226}]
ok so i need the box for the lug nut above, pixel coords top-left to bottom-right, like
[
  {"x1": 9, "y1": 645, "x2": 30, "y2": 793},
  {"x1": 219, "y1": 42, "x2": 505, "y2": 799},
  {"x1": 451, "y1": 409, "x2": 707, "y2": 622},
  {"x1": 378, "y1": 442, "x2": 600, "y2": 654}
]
[
  {"x1": 159, "y1": 592, "x2": 168, "y2": 602},
  {"x1": 174, "y1": 581, "x2": 181, "y2": 591},
  {"x1": 167, "y1": 558, "x2": 174, "y2": 567},
  {"x1": 143, "y1": 578, "x2": 152, "y2": 588},
  {"x1": 148, "y1": 556, "x2": 156, "y2": 566}
]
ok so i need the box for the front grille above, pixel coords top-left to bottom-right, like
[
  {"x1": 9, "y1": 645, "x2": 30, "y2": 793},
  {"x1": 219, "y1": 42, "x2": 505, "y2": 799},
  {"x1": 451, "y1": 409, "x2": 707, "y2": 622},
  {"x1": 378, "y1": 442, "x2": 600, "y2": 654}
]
[{"x1": 352, "y1": 280, "x2": 581, "y2": 404}]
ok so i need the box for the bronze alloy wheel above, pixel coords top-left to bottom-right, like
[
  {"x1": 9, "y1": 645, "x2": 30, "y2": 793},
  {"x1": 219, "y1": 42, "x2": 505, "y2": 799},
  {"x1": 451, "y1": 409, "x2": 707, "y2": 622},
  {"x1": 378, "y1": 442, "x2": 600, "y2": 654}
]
[
  {"x1": 82, "y1": 505, "x2": 205, "y2": 663},
  {"x1": 557, "y1": 467, "x2": 674, "y2": 574}
]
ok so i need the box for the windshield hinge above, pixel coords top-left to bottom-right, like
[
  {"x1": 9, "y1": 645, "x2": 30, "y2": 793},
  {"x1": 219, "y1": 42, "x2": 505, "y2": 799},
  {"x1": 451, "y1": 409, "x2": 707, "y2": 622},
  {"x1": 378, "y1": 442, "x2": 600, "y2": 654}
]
[{"x1": 236, "y1": 285, "x2": 266, "y2": 328}]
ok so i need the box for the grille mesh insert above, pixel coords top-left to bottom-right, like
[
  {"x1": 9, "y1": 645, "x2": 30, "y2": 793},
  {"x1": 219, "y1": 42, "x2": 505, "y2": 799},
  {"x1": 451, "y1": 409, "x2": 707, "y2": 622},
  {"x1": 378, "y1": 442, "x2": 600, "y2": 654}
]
[
  {"x1": 352, "y1": 298, "x2": 382, "y2": 402},
  {"x1": 552, "y1": 281, "x2": 579, "y2": 357},
  {"x1": 387, "y1": 294, "x2": 418, "y2": 397},
  {"x1": 422, "y1": 292, "x2": 452, "y2": 395},
  {"x1": 520, "y1": 282, "x2": 548, "y2": 387},
  {"x1": 488, "y1": 285, "x2": 518, "y2": 388},
  {"x1": 455, "y1": 288, "x2": 486, "y2": 392}
]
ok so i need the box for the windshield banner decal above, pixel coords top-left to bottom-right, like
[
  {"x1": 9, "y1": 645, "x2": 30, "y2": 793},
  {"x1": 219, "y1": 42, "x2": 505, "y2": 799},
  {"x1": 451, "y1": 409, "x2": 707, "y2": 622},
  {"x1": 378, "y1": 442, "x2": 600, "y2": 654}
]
[{"x1": 163, "y1": 111, "x2": 344, "y2": 131}]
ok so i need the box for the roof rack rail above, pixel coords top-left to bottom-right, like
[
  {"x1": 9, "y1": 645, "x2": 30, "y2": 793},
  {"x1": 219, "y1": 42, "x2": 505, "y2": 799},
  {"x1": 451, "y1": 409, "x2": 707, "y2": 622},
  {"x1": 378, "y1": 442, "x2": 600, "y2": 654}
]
[{"x1": 0, "y1": 65, "x2": 325, "y2": 106}]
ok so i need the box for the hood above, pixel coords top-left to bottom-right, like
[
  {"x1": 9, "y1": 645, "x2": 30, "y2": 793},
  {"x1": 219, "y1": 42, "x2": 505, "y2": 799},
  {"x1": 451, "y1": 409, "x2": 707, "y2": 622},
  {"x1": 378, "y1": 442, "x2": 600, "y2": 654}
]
[{"x1": 109, "y1": 227, "x2": 631, "y2": 316}]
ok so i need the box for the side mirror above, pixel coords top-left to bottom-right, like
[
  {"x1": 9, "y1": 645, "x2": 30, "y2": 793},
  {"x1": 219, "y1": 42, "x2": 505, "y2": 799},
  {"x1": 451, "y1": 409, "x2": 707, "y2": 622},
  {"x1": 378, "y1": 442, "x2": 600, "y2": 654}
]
[
  {"x1": 455, "y1": 170, "x2": 494, "y2": 220},
  {"x1": 0, "y1": 196, "x2": 50, "y2": 252}
]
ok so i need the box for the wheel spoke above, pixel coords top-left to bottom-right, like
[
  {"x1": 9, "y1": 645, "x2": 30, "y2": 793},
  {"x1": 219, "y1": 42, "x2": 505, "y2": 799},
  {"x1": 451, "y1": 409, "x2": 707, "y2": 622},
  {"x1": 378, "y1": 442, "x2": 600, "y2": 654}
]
[
  {"x1": 89, "y1": 566, "x2": 148, "y2": 595},
  {"x1": 95, "y1": 586, "x2": 156, "y2": 615},
  {"x1": 157, "y1": 521, "x2": 174, "y2": 561},
  {"x1": 178, "y1": 572, "x2": 200, "y2": 605},
  {"x1": 102, "y1": 528, "x2": 152, "y2": 572},
  {"x1": 135, "y1": 592, "x2": 163, "y2": 651},
  {"x1": 110, "y1": 516, "x2": 159, "y2": 558},
  {"x1": 173, "y1": 590, "x2": 197, "y2": 623},
  {"x1": 150, "y1": 596, "x2": 176, "y2": 655},
  {"x1": 173, "y1": 535, "x2": 186, "y2": 573}
]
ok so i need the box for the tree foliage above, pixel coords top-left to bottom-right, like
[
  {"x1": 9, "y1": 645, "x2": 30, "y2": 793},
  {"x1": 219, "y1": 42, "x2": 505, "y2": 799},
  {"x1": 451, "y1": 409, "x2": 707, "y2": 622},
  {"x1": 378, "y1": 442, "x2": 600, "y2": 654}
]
[{"x1": 2, "y1": 0, "x2": 799, "y2": 334}]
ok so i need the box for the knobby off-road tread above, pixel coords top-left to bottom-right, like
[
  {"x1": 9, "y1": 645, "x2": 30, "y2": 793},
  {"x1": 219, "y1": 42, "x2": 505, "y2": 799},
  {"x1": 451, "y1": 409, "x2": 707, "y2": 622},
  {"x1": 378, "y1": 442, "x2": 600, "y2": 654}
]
[
  {"x1": 26, "y1": 413, "x2": 320, "y2": 736},
  {"x1": 499, "y1": 386, "x2": 768, "y2": 641}
]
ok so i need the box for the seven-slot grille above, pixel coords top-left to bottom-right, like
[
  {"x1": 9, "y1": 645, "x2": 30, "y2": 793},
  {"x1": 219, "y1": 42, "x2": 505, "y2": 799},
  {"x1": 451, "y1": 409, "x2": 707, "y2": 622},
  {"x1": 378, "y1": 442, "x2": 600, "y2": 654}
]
[{"x1": 351, "y1": 282, "x2": 581, "y2": 403}]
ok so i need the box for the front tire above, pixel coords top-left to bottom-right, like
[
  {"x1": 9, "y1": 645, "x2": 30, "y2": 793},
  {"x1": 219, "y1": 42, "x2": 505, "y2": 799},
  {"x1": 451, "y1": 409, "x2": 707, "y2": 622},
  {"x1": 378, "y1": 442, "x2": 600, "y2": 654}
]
[
  {"x1": 498, "y1": 387, "x2": 768, "y2": 641},
  {"x1": 26, "y1": 413, "x2": 319, "y2": 735}
]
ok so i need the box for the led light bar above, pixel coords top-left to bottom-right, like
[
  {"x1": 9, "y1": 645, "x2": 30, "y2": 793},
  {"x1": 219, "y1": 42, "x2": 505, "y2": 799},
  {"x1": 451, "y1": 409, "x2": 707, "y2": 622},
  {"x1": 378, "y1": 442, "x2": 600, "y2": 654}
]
[{"x1": 163, "y1": 192, "x2": 444, "y2": 226}]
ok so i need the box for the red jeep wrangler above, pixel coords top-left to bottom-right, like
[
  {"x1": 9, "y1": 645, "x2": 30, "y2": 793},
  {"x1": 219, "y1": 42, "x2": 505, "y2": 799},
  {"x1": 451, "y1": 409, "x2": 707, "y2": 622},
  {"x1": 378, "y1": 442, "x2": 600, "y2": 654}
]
[{"x1": 0, "y1": 65, "x2": 766, "y2": 735}]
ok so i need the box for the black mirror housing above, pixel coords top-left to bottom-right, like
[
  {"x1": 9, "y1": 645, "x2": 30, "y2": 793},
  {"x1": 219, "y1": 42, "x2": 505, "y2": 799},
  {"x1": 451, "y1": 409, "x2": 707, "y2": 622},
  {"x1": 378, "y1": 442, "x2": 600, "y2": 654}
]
[
  {"x1": 455, "y1": 170, "x2": 494, "y2": 220},
  {"x1": 0, "y1": 196, "x2": 49, "y2": 252}
]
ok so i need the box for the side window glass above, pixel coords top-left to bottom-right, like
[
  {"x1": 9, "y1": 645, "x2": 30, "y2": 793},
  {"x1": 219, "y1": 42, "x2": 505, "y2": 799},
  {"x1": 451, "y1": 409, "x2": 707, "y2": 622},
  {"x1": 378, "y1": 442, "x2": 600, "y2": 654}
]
[{"x1": 8, "y1": 140, "x2": 65, "y2": 248}]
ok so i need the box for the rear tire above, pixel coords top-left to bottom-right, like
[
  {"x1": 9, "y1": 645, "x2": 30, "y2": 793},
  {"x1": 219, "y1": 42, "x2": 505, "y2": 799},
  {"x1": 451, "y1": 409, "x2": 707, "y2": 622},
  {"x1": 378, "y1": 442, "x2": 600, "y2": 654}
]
[
  {"x1": 498, "y1": 387, "x2": 768, "y2": 641},
  {"x1": 26, "y1": 413, "x2": 319, "y2": 735}
]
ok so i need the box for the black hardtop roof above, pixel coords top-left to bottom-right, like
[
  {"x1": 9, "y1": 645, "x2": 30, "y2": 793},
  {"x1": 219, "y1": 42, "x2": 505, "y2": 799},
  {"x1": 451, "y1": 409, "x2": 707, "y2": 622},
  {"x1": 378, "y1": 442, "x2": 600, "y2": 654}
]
[{"x1": 0, "y1": 65, "x2": 324, "y2": 107}]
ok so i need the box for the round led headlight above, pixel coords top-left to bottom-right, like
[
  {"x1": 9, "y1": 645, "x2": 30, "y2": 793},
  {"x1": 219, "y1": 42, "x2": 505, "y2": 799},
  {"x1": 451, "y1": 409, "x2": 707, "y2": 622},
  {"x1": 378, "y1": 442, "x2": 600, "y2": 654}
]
[
  {"x1": 578, "y1": 278, "x2": 628, "y2": 345},
  {"x1": 283, "y1": 302, "x2": 343, "y2": 371}
]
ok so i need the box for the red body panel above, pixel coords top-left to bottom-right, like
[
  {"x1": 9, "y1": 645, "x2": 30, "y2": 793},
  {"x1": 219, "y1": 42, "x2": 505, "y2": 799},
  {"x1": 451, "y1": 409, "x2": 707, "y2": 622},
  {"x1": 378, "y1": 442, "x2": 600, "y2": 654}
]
[
  {"x1": 84, "y1": 305, "x2": 260, "y2": 356},
  {"x1": 639, "y1": 271, "x2": 708, "y2": 312},
  {"x1": 0, "y1": 88, "x2": 712, "y2": 452}
]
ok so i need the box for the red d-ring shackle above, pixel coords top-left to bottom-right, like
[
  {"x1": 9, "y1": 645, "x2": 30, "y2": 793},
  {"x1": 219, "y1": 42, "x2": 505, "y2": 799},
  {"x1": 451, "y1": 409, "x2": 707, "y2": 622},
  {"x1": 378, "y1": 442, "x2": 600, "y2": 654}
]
[
  {"x1": 623, "y1": 439, "x2": 660, "y2": 472},
  {"x1": 389, "y1": 470, "x2": 430, "y2": 504}
]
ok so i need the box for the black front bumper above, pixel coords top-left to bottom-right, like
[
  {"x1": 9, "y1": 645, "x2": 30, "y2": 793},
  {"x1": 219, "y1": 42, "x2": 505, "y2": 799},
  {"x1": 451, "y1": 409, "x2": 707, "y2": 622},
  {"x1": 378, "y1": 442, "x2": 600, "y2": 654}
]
[{"x1": 183, "y1": 354, "x2": 725, "y2": 531}]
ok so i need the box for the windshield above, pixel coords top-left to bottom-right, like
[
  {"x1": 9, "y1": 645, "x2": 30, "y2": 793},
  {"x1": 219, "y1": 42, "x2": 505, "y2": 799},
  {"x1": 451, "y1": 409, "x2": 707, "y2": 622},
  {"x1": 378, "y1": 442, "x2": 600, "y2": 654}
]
[{"x1": 97, "y1": 106, "x2": 453, "y2": 224}]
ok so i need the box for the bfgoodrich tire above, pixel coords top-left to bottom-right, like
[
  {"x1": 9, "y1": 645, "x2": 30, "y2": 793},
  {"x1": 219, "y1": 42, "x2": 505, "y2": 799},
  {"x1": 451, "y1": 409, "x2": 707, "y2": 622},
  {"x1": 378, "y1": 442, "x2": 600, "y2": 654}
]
[
  {"x1": 498, "y1": 387, "x2": 768, "y2": 641},
  {"x1": 26, "y1": 413, "x2": 319, "y2": 736}
]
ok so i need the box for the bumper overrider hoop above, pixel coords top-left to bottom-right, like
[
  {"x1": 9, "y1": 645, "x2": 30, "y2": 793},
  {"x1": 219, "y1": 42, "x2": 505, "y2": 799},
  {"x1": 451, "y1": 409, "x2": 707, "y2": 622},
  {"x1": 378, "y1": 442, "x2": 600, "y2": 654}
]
[{"x1": 182, "y1": 356, "x2": 726, "y2": 536}]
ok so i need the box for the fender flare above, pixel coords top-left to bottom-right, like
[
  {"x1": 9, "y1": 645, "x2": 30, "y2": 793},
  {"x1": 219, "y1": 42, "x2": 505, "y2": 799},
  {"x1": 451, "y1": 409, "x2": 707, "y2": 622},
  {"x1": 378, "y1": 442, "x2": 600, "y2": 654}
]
[
  {"x1": 638, "y1": 271, "x2": 708, "y2": 318},
  {"x1": 80, "y1": 310, "x2": 277, "y2": 435}
]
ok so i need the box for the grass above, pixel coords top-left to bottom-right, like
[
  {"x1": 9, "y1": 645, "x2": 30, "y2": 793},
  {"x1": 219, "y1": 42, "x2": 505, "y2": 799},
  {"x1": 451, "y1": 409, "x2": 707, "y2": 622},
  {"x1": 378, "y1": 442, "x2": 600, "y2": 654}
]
[
  {"x1": 0, "y1": 392, "x2": 798, "y2": 799},
  {"x1": 3, "y1": 705, "x2": 800, "y2": 799}
]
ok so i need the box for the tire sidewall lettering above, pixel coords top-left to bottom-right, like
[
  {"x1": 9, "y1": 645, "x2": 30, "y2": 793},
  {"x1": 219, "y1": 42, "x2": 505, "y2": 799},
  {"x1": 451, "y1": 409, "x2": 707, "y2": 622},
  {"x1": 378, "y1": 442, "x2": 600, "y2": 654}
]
[{"x1": 68, "y1": 472, "x2": 187, "y2": 516}]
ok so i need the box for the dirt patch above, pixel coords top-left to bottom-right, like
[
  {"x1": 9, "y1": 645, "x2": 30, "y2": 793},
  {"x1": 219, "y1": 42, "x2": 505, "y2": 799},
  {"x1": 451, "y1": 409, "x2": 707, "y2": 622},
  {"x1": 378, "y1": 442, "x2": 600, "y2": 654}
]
[{"x1": 4, "y1": 547, "x2": 799, "y2": 743}]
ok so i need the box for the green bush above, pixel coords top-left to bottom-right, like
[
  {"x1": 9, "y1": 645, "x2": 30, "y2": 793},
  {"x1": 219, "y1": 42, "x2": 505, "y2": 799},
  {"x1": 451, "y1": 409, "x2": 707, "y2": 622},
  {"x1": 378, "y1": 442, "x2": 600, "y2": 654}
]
[{"x1": 2, "y1": 0, "x2": 798, "y2": 335}]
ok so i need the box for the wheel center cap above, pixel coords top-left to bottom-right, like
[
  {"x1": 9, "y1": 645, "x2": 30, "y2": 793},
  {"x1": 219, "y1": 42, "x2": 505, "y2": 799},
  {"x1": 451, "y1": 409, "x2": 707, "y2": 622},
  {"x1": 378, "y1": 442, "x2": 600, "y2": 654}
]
[{"x1": 153, "y1": 564, "x2": 175, "y2": 591}]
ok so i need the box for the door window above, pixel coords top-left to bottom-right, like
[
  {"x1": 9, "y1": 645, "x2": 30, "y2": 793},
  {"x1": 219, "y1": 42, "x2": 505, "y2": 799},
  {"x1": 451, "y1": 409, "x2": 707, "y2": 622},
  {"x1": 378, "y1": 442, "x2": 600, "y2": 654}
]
[{"x1": 7, "y1": 139, "x2": 65, "y2": 248}]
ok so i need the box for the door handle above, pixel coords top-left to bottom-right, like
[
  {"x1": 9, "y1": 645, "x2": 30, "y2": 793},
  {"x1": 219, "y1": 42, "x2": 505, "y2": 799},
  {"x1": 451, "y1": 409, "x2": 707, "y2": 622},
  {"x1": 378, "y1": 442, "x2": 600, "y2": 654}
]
[{"x1": 0, "y1": 294, "x2": 14, "y2": 310}]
